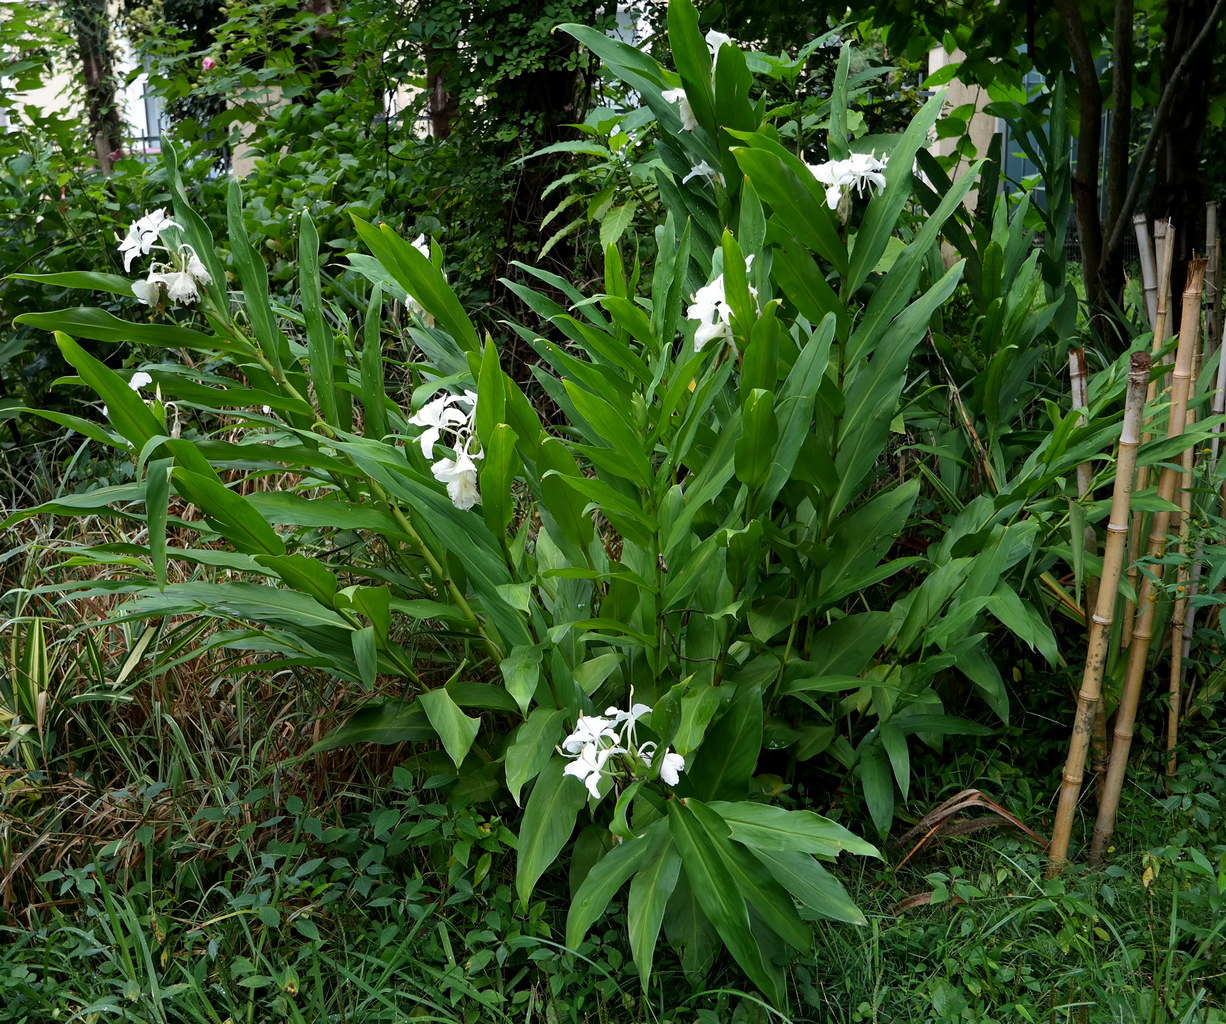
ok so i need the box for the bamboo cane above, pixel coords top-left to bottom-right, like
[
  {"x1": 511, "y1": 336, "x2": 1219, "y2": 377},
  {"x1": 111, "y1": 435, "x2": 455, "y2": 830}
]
[
  {"x1": 1207, "y1": 202, "x2": 1220, "y2": 346},
  {"x1": 1048, "y1": 351, "x2": 1152, "y2": 874},
  {"x1": 1166, "y1": 442, "x2": 1194, "y2": 783},
  {"x1": 1069, "y1": 346, "x2": 1110, "y2": 792},
  {"x1": 1181, "y1": 316, "x2": 1226, "y2": 662},
  {"x1": 1089, "y1": 259, "x2": 1206, "y2": 868},
  {"x1": 1123, "y1": 221, "x2": 1177, "y2": 643},
  {"x1": 1135, "y1": 214, "x2": 1158, "y2": 329}
]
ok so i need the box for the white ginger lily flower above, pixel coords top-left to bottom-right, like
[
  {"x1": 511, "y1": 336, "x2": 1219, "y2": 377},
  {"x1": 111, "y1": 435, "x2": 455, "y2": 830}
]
[
  {"x1": 563, "y1": 742, "x2": 620, "y2": 799},
  {"x1": 661, "y1": 87, "x2": 697, "y2": 131},
  {"x1": 682, "y1": 160, "x2": 724, "y2": 187},
  {"x1": 132, "y1": 276, "x2": 164, "y2": 306},
  {"x1": 705, "y1": 29, "x2": 732, "y2": 55},
  {"x1": 163, "y1": 269, "x2": 201, "y2": 306},
  {"x1": 181, "y1": 245, "x2": 212, "y2": 286},
  {"x1": 808, "y1": 152, "x2": 889, "y2": 210},
  {"x1": 118, "y1": 208, "x2": 180, "y2": 272},
  {"x1": 686, "y1": 255, "x2": 757, "y2": 352},
  {"x1": 429, "y1": 445, "x2": 481, "y2": 510},
  {"x1": 563, "y1": 715, "x2": 620, "y2": 754},
  {"x1": 408, "y1": 391, "x2": 474, "y2": 459},
  {"x1": 638, "y1": 741, "x2": 686, "y2": 786}
]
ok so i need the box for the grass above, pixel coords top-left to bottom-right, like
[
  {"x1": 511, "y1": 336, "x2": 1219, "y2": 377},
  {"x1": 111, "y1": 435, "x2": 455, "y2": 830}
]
[{"x1": 3, "y1": 399, "x2": 1226, "y2": 1024}]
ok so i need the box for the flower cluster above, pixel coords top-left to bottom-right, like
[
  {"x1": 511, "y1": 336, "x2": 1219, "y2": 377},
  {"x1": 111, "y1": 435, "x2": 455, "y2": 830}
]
[
  {"x1": 686, "y1": 254, "x2": 757, "y2": 351},
  {"x1": 408, "y1": 389, "x2": 481, "y2": 509},
  {"x1": 561, "y1": 702, "x2": 685, "y2": 799},
  {"x1": 118, "y1": 209, "x2": 212, "y2": 307},
  {"x1": 808, "y1": 152, "x2": 889, "y2": 211}
]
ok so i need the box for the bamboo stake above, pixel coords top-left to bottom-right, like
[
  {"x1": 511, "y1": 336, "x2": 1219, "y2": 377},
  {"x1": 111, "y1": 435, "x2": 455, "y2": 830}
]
[
  {"x1": 1123, "y1": 220, "x2": 1177, "y2": 642},
  {"x1": 1069, "y1": 346, "x2": 1110, "y2": 793},
  {"x1": 1090, "y1": 259, "x2": 1206, "y2": 868},
  {"x1": 1048, "y1": 351, "x2": 1152, "y2": 874},
  {"x1": 1181, "y1": 316, "x2": 1226, "y2": 661},
  {"x1": 1166, "y1": 440, "x2": 1194, "y2": 783},
  {"x1": 1207, "y1": 202, "x2": 1220, "y2": 346},
  {"x1": 1134, "y1": 214, "x2": 1158, "y2": 329}
]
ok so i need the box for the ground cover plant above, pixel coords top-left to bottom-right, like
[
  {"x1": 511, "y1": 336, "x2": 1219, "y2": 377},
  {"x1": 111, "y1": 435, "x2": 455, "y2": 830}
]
[{"x1": 4, "y1": 0, "x2": 1226, "y2": 1021}]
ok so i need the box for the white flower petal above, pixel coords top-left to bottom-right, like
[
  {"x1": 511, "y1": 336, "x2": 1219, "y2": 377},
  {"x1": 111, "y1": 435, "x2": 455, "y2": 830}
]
[
  {"x1": 128, "y1": 372, "x2": 153, "y2": 391},
  {"x1": 659, "y1": 750, "x2": 685, "y2": 786},
  {"x1": 132, "y1": 275, "x2": 164, "y2": 306},
  {"x1": 430, "y1": 450, "x2": 481, "y2": 509},
  {"x1": 661, "y1": 87, "x2": 697, "y2": 131},
  {"x1": 705, "y1": 30, "x2": 732, "y2": 55},
  {"x1": 163, "y1": 269, "x2": 200, "y2": 305}
]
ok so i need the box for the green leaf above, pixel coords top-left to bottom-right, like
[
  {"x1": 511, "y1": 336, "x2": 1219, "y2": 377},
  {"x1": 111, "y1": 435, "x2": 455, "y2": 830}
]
[
  {"x1": 566, "y1": 819, "x2": 667, "y2": 949},
  {"x1": 731, "y1": 142, "x2": 847, "y2": 275},
  {"x1": 688, "y1": 683, "x2": 762, "y2": 800},
  {"x1": 309, "y1": 700, "x2": 433, "y2": 751},
  {"x1": 846, "y1": 89, "x2": 948, "y2": 294},
  {"x1": 54, "y1": 333, "x2": 164, "y2": 448},
  {"x1": 500, "y1": 644, "x2": 544, "y2": 714},
  {"x1": 254, "y1": 553, "x2": 339, "y2": 607},
  {"x1": 145, "y1": 458, "x2": 172, "y2": 590},
  {"x1": 518, "y1": 757, "x2": 588, "y2": 906},
  {"x1": 171, "y1": 469, "x2": 286, "y2": 556},
  {"x1": 735, "y1": 389, "x2": 779, "y2": 492},
  {"x1": 685, "y1": 799, "x2": 811, "y2": 952},
  {"x1": 858, "y1": 739, "x2": 895, "y2": 836},
  {"x1": 505, "y1": 708, "x2": 566, "y2": 805},
  {"x1": 752, "y1": 847, "x2": 866, "y2": 925},
  {"x1": 361, "y1": 284, "x2": 389, "y2": 439},
  {"x1": 10, "y1": 270, "x2": 147, "y2": 296},
  {"x1": 627, "y1": 841, "x2": 682, "y2": 989},
  {"x1": 228, "y1": 178, "x2": 289, "y2": 371},
  {"x1": 705, "y1": 800, "x2": 879, "y2": 860},
  {"x1": 600, "y1": 202, "x2": 638, "y2": 248},
  {"x1": 351, "y1": 626, "x2": 377, "y2": 687},
  {"x1": 667, "y1": 0, "x2": 715, "y2": 134},
  {"x1": 418, "y1": 687, "x2": 481, "y2": 769},
  {"x1": 480, "y1": 423, "x2": 520, "y2": 539},
  {"x1": 668, "y1": 798, "x2": 784, "y2": 1005},
  {"x1": 352, "y1": 218, "x2": 480, "y2": 353},
  {"x1": 299, "y1": 211, "x2": 336, "y2": 424}
]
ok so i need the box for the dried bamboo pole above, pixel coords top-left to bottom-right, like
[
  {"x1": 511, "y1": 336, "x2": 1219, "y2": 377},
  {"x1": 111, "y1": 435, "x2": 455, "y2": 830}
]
[
  {"x1": 1090, "y1": 259, "x2": 1207, "y2": 868},
  {"x1": 1166, "y1": 439, "x2": 1194, "y2": 783},
  {"x1": 1123, "y1": 220, "x2": 1177, "y2": 642},
  {"x1": 1069, "y1": 347, "x2": 1111, "y2": 793},
  {"x1": 1181, "y1": 317, "x2": 1226, "y2": 661},
  {"x1": 1207, "y1": 202, "x2": 1220, "y2": 346},
  {"x1": 1048, "y1": 351, "x2": 1152, "y2": 874},
  {"x1": 1134, "y1": 214, "x2": 1159, "y2": 329}
]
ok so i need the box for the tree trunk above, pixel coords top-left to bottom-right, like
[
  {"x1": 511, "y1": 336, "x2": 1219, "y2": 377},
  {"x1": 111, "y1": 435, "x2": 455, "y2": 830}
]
[
  {"x1": 64, "y1": 0, "x2": 124, "y2": 173},
  {"x1": 1150, "y1": 0, "x2": 1217, "y2": 316}
]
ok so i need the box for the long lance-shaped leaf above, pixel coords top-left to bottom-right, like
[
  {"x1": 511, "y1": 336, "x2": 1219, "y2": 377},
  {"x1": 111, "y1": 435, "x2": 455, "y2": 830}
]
[
  {"x1": 299, "y1": 211, "x2": 337, "y2": 424},
  {"x1": 627, "y1": 842, "x2": 682, "y2": 989},
  {"x1": 667, "y1": 799, "x2": 784, "y2": 1005},
  {"x1": 516, "y1": 757, "x2": 588, "y2": 907},
  {"x1": 10, "y1": 271, "x2": 145, "y2": 297},
  {"x1": 1090, "y1": 262, "x2": 1207, "y2": 867},
  {"x1": 566, "y1": 819, "x2": 669, "y2": 950},
  {"x1": 228, "y1": 178, "x2": 290, "y2": 372},
  {"x1": 18, "y1": 307, "x2": 239, "y2": 355},
  {"x1": 351, "y1": 218, "x2": 480, "y2": 353},
  {"x1": 54, "y1": 333, "x2": 164, "y2": 450}
]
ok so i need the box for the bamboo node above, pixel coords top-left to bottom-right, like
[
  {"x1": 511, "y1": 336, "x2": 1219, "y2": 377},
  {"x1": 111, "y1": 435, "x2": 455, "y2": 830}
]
[{"x1": 1091, "y1": 614, "x2": 1112, "y2": 625}]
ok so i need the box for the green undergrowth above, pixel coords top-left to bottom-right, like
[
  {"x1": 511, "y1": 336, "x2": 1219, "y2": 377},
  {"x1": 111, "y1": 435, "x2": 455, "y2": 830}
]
[{"x1": 3, "y1": 717, "x2": 1225, "y2": 1023}]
